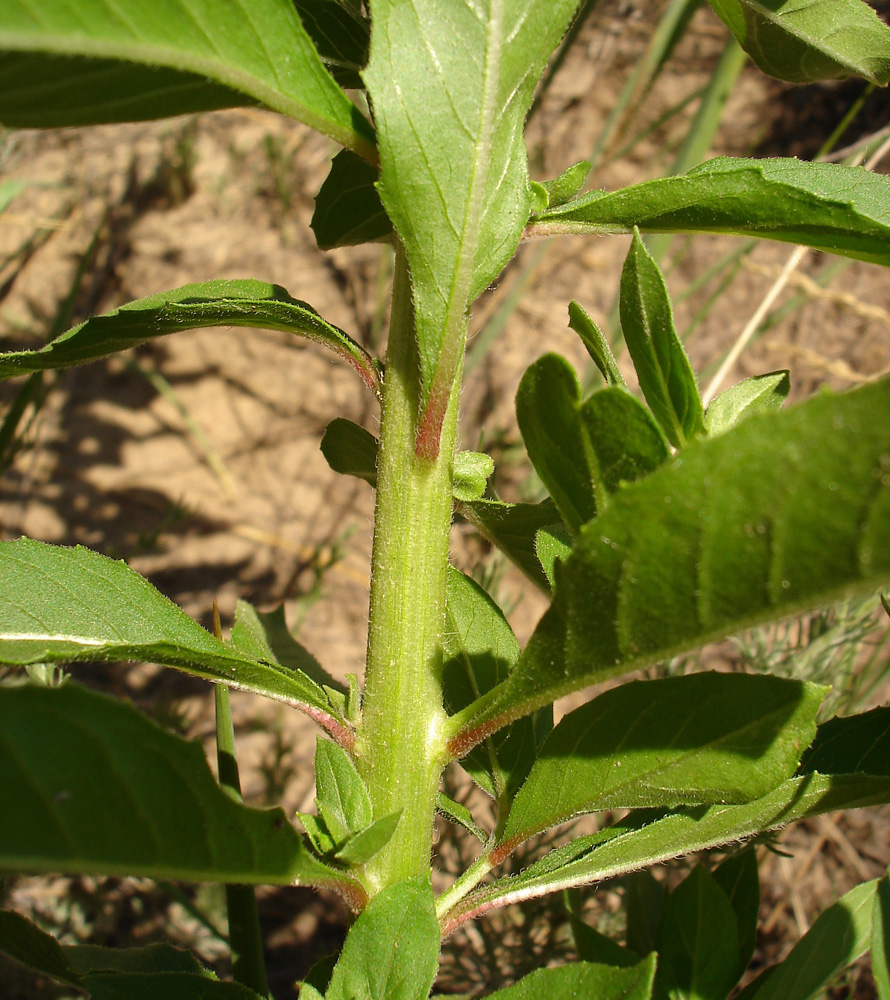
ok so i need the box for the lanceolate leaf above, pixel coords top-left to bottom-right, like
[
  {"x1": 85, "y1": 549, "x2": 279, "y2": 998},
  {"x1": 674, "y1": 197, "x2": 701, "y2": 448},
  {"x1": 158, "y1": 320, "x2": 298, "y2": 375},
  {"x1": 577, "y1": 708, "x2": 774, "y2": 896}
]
[
  {"x1": 326, "y1": 875, "x2": 439, "y2": 1000},
  {"x1": 499, "y1": 673, "x2": 824, "y2": 851},
  {"x1": 0, "y1": 0, "x2": 374, "y2": 156},
  {"x1": 363, "y1": 0, "x2": 579, "y2": 453},
  {"x1": 567, "y1": 300, "x2": 626, "y2": 389},
  {"x1": 448, "y1": 375, "x2": 890, "y2": 758},
  {"x1": 456, "y1": 498, "x2": 564, "y2": 592},
  {"x1": 704, "y1": 371, "x2": 790, "y2": 435},
  {"x1": 83, "y1": 973, "x2": 265, "y2": 999},
  {"x1": 314, "y1": 737, "x2": 373, "y2": 843},
  {"x1": 516, "y1": 354, "x2": 596, "y2": 534},
  {"x1": 293, "y1": 0, "x2": 370, "y2": 90},
  {"x1": 0, "y1": 682, "x2": 363, "y2": 900},
  {"x1": 531, "y1": 157, "x2": 890, "y2": 268},
  {"x1": 484, "y1": 954, "x2": 657, "y2": 1000},
  {"x1": 0, "y1": 54, "x2": 246, "y2": 129},
  {"x1": 619, "y1": 231, "x2": 704, "y2": 447},
  {"x1": 442, "y1": 770, "x2": 890, "y2": 932},
  {"x1": 0, "y1": 910, "x2": 84, "y2": 989},
  {"x1": 0, "y1": 280, "x2": 382, "y2": 397},
  {"x1": 705, "y1": 0, "x2": 890, "y2": 85},
  {"x1": 737, "y1": 879, "x2": 877, "y2": 1000},
  {"x1": 0, "y1": 538, "x2": 349, "y2": 738},
  {"x1": 312, "y1": 150, "x2": 391, "y2": 250}
]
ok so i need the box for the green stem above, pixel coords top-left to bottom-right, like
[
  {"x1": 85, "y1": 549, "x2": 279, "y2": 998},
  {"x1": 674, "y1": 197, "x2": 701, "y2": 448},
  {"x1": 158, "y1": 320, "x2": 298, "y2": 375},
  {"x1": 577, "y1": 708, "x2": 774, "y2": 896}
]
[
  {"x1": 213, "y1": 637, "x2": 271, "y2": 999},
  {"x1": 356, "y1": 244, "x2": 459, "y2": 891}
]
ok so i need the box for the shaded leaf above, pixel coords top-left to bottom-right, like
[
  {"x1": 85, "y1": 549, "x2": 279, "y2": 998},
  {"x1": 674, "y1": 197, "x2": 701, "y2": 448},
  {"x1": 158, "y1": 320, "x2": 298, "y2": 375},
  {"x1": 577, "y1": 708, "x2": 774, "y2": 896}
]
[
  {"x1": 568, "y1": 300, "x2": 626, "y2": 389},
  {"x1": 499, "y1": 673, "x2": 824, "y2": 850},
  {"x1": 484, "y1": 954, "x2": 657, "y2": 999},
  {"x1": 798, "y1": 704, "x2": 890, "y2": 776},
  {"x1": 0, "y1": 0, "x2": 374, "y2": 155},
  {"x1": 656, "y1": 865, "x2": 739, "y2": 1000},
  {"x1": 712, "y1": 849, "x2": 760, "y2": 982},
  {"x1": 580, "y1": 388, "x2": 670, "y2": 496},
  {"x1": 321, "y1": 417, "x2": 380, "y2": 486},
  {"x1": 0, "y1": 280, "x2": 381, "y2": 397},
  {"x1": 738, "y1": 878, "x2": 877, "y2": 1000},
  {"x1": 335, "y1": 811, "x2": 402, "y2": 865},
  {"x1": 312, "y1": 150, "x2": 391, "y2": 250},
  {"x1": 705, "y1": 371, "x2": 790, "y2": 435},
  {"x1": 0, "y1": 682, "x2": 361, "y2": 897},
  {"x1": 0, "y1": 910, "x2": 84, "y2": 989},
  {"x1": 532, "y1": 157, "x2": 890, "y2": 269},
  {"x1": 448, "y1": 376, "x2": 890, "y2": 750},
  {"x1": 436, "y1": 791, "x2": 487, "y2": 843},
  {"x1": 364, "y1": 0, "x2": 579, "y2": 445},
  {"x1": 326, "y1": 875, "x2": 439, "y2": 1000},
  {"x1": 516, "y1": 353, "x2": 596, "y2": 533},
  {"x1": 706, "y1": 0, "x2": 890, "y2": 84},
  {"x1": 443, "y1": 567, "x2": 543, "y2": 803},
  {"x1": 619, "y1": 231, "x2": 704, "y2": 447},
  {"x1": 315, "y1": 737, "x2": 373, "y2": 843},
  {"x1": 457, "y1": 497, "x2": 564, "y2": 592},
  {"x1": 230, "y1": 599, "x2": 344, "y2": 694},
  {"x1": 293, "y1": 0, "x2": 370, "y2": 90},
  {"x1": 83, "y1": 972, "x2": 264, "y2": 1000},
  {"x1": 0, "y1": 538, "x2": 347, "y2": 731},
  {"x1": 67, "y1": 942, "x2": 212, "y2": 976}
]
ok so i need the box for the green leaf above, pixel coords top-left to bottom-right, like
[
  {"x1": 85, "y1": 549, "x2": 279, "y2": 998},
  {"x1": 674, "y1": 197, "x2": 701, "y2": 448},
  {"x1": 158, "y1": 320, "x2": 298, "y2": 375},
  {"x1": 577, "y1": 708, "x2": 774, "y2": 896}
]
[
  {"x1": 798, "y1": 704, "x2": 890, "y2": 776},
  {"x1": 705, "y1": 0, "x2": 890, "y2": 84},
  {"x1": 516, "y1": 354, "x2": 596, "y2": 534},
  {"x1": 0, "y1": 538, "x2": 348, "y2": 732},
  {"x1": 0, "y1": 682, "x2": 361, "y2": 896},
  {"x1": 457, "y1": 497, "x2": 564, "y2": 592},
  {"x1": 0, "y1": 53, "x2": 250, "y2": 128},
  {"x1": 436, "y1": 791, "x2": 487, "y2": 843},
  {"x1": 82, "y1": 972, "x2": 265, "y2": 1000},
  {"x1": 541, "y1": 161, "x2": 593, "y2": 209},
  {"x1": 293, "y1": 0, "x2": 370, "y2": 90},
  {"x1": 443, "y1": 771, "x2": 890, "y2": 929},
  {"x1": 739, "y1": 878, "x2": 877, "y2": 1000},
  {"x1": 656, "y1": 865, "x2": 740, "y2": 1000},
  {"x1": 453, "y1": 451, "x2": 495, "y2": 503},
  {"x1": 625, "y1": 870, "x2": 665, "y2": 959},
  {"x1": 335, "y1": 811, "x2": 402, "y2": 865},
  {"x1": 0, "y1": 910, "x2": 84, "y2": 989},
  {"x1": 447, "y1": 376, "x2": 890, "y2": 750},
  {"x1": 532, "y1": 157, "x2": 890, "y2": 269},
  {"x1": 484, "y1": 954, "x2": 657, "y2": 1000},
  {"x1": 535, "y1": 526, "x2": 572, "y2": 590},
  {"x1": 230, "y1": 599, "x2": 344, "y2": 694},
  {"x1": 0, "y1": 280, "x2": 381, "y2": 397},
  {"x1": 363, "y1": 0, "x2": 580, "y2": 443},
  {"x1": 704, "y1": 371, "x2": 790, "y2": 435},
  {"x1": 312, "y1": 150, "x2": 391, "y2": 250},
  {"x1": 326, "y1": 875, "x2": 439, "y2": 1000},
  {"x1": 499, "y1": 673, "x2": 824, "y2": 850},
  {"x1": 567, "y1": 300, "x2": 626, "y2": 389},
  {"x1": 67, "y1": 942, "x2": 213, "y2": 976},
  {"x1": 579, "y1": 388, "x2": 670, "y2": 496},
  {"x1": 619, "y1": 231, "x2": 704, "y2": 447},
  {"x1": 569, "y1": 916, "x2": 641, "y2": 969},
  {"x1": 321, "y1": 417, "x2": 380, "y2": 487},
  {"x1": 872, "y1": 875, "x2": 890, "y2": 999},
  {"x1": 0, "y1": 0, "x2": 374, "y2": 156},
  {"x1": 315, "y1": 737, "x2": 373, "y2": 844},
  {"x1": 712, "y1": 849, "x2": 760, "y2": 982},
  {"x1": 443, "y1": 567, "x2": 543, "y2": 803}
]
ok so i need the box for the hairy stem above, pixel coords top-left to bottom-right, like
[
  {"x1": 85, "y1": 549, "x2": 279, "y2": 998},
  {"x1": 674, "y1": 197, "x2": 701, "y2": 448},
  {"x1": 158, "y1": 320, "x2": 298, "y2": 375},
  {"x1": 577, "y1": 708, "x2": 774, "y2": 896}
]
[{"x1": 356, "y1": 244, "x2": 461, "y2": 891}]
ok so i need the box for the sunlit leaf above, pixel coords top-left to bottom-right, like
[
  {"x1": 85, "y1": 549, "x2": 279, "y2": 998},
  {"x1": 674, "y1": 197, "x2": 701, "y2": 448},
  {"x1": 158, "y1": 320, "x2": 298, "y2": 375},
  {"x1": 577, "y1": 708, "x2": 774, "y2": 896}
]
[
  {"x1": 532, "y1": 157, "x2": 890, "y2": 268},
  {"x1": 0, "y1": 0, "x2": 374, "y2": 155},
  {"x1": 705, "y1": 371, "x2": 790, "y2": 435},
  {"x1": 0, "y1": 280, "x2": 382, "y2": 397},
  {"x1": 484, "y1": 954, "x2": 656, "y2": 1000}
]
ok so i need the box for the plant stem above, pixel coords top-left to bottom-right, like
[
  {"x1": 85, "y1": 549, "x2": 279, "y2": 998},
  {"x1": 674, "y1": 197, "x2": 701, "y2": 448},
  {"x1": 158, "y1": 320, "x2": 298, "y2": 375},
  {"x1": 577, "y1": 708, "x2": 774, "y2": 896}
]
[
  {"x1": 356, "y1": 244, "x2": 459, "y2": 891},
  {"x1": 214, "y1": 682, "x2": 271, "y2": 999}
]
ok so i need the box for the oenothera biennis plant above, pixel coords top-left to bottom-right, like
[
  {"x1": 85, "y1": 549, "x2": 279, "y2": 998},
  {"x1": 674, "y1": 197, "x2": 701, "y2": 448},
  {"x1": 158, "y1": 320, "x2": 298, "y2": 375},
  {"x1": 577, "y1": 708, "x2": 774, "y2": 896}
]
[{"x1": 4, "y1": 2, "x2": 890, "y2": 997}]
